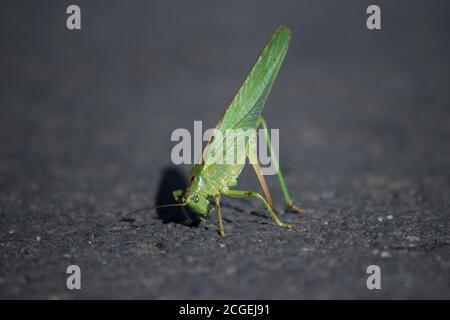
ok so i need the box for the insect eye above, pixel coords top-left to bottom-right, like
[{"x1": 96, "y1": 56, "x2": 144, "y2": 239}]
[{"x1": 193, "y1": 195, "x2": 199, "y2": 203}]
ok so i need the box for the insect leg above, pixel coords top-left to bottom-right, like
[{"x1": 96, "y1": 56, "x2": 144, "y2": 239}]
[
  {"x1": 257, "y1": 116, "x2": 304, "y2": 213},
  {"x1": 214, "y1": 197, "x2": 225, "y2": 236},
  {"x1": 223, "y1": 189, "x2": 293, "y2": 229},
  {"x1": 172, "y1": 189, "x2": 193, "y2": 225},
  {"x1": 172, "y1": 189, "x2": 183, "y2": 201},
  {"x1": 249, "y1": 154, "x2": 275, "y2": 211}
]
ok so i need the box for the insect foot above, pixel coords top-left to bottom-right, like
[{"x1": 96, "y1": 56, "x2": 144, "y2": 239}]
[
  {"x1": 286, "y1": 203, "x2": 304, "y2": 214},
  {"x1": 280, "y1": 223, "x2": 294, "y2": 229}
]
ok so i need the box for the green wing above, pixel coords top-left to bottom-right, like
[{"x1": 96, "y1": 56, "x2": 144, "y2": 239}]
[
  {"x1": 197, "y1": 26, "x2": 291, "y2": 189},
  {"x1": 218, "y1": 25, "x2": 291, "y2": 132}
]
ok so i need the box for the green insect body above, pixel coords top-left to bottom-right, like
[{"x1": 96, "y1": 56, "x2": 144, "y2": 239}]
[{"x1": 173, "y1": 25, "x2": 303, "y2": 235}]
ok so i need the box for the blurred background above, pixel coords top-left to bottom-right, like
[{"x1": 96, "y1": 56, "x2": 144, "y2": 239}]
[{"x1": 0, "y1": 0, "x2": 449, "y2": 299}]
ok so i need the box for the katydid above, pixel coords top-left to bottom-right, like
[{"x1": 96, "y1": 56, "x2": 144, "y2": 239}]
[
  {"x1": 124, "y1": 26, "x2": 304, "y2": 235},
  {"x1": 166, "y1": 25, "x2": 303, "y2": 236}
]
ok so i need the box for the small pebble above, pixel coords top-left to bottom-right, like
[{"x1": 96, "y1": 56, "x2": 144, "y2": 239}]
[
  {"x1": 386, "y1": 215, "x2": 393, "y2": 220},
  {"x1": 321, "y1": 191, "x2": 335, "y2": 199},
  {"x1": 8, "y1": 230, "x2": 14, "y2": 234},
  {"x1": 377, "y1": 217, "x2": 383, "y2": 222},
  {"x1": 36, "y1": 236, "x2": 41, "y2": 242},
  {"x1": 381, "y1": 251, "x2": 391, "y2": 258},
  {"x1": 225, "y1": 266, "x2": 237, "y2": 275}
]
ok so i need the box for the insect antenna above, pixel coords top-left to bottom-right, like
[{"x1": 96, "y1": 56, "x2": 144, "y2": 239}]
[
  {"x1": 154, "y1": 203, "x2": 187, "y2": 209},
  {"x1": 121, "y1": 203, "x2": 186, "y2": 218}
]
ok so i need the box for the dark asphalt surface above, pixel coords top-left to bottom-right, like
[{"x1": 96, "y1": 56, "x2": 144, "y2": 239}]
[{"x1": 0, "y1": 1, "x2": 449, "y2": 299}]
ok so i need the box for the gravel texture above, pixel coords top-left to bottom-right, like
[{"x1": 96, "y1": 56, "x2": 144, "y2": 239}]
[{"x1": 0, "y1": 1, "x2": 449, "y2": 299}]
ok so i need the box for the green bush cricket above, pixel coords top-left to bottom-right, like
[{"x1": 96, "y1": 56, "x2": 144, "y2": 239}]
[
  {"x1": 166, "y1": 25, "x2": 303, "y2": 236},
  {"x1": 125, "y1": 26, "x2": 303, "y2": 235}
]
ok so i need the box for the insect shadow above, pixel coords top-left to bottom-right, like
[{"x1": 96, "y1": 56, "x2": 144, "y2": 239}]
[{"x1": 154, "y1": 166, "x2": 200, "y2": 227}]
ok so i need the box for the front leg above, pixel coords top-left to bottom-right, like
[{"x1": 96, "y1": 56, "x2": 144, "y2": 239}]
[
  {"x1": 214, "y1": 197, "x2": 225, "y2": 236},
  {"x1": 172, "y1": 189, "x2": 184, "y2": 202},
  {"x1": 172, "y1": 189, "x2": 192, "y2": 225}
]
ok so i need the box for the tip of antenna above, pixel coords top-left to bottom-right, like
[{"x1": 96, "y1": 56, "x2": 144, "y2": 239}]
[{"x1": 122, "y1": 202, "x2": 186, "y2": 218}]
